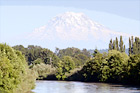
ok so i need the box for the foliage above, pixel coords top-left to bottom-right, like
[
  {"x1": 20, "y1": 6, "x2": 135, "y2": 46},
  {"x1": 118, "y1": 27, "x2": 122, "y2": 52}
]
[
  {"x1": 32, "y1": 63, "x2": 56, "y2": 79},
  {"x1": 109, "y1": 36, "x2": 125, "y2": 52},
  {"x1": 13, "y1": 45, "x2": 60, "y2": 67},
  {"x1": 105, "y1": 50, "x2": 129, "y2": 82},
  {"x1": 129, "y1": 37, "x2": 140, "y2": 55},
  {"x1": 127, "y1": 54, "x2": 140, "y2": 84},
  {"x1": 56, "y1": 56, "x2": 75, "y2": 80},
  {"x1": 56, "y1": 47, "x2": 90, "y2": 67},
  {"x1": 81, "y1": 49, "x2": 103, "y2": 81},
  {"x1": 0, "y1": 44, "x2": 36, "y2": 93},
  {"x1": 73, "y1": 54, "x2": 88, "y2": 67},
  {"x1": 80, "y1": 50, "x2": 130, "y2": 83},
  {"x1": 11, "y1": 36, "x2": 140, "y2": 85}
]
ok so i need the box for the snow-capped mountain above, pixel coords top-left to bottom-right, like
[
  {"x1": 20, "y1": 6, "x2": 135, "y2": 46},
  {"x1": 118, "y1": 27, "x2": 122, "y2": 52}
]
[{"x1": 28, "y1": 12, "x2": 131, "y2": 49}]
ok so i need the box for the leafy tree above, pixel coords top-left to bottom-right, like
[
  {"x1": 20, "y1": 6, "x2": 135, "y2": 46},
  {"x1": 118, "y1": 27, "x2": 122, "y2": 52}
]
[
  {"x1": 74, "y1": 54, "x2": 88, "y2": 66},
  {"x1": 56, "y1": 56, "x2": 75, "y2": 80},
  {"x1": 128, "y1": 54, "x2": 140, "y2": 84},
  {"x1": 13, "y1": 45, "x2": 60, "y2": 67},
  {"x1": 82, "y1": 48, "x2": 90, "y2": 57},
  {"x1": 0, "y1": 44, "x2": 36, "y2": 93},
  {"x1": 82, "y1": 49, "x2": 102, "y2": 81},
  {"x1": 57, "y1": 47, "x2": 82, "y2": 58},
  {"x1": 106, "y1": 50, "x2": 129, "y2": 83},
  {"x1": 32, "y1": 63, "x2": 56, "y2": 79},
  {"x1": 56, "y1": 61, "x2": 64, "y2": 80},
  {"x1": 93, "y1": 48, "x2": 99, "y2": 57},
  {"x1": 99, "y1": 58, "x2": 109, "y2": 82}
]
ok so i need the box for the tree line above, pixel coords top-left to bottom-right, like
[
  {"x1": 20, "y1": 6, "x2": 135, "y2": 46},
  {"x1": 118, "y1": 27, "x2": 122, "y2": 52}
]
[
  {"x1": 12, "y1": 46, "x2": 90, "y2": 80},
  {"x1": 12, "y1": 36, "x2": 140, "y2": 85},
  {"x1": 0, "y1": 36, "x2": 140, "y2": 92},
  {"x1": 68, "y1": 36, "x2": 140, "y2": 85}
]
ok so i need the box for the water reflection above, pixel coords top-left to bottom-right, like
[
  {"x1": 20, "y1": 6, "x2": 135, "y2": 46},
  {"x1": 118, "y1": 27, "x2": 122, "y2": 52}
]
[{"x1": 32, "y1": 81, "x2": 140, "y2": 93}]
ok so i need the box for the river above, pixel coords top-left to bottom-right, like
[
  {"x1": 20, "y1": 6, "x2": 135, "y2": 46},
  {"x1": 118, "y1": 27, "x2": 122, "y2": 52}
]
[{"x1": 32, "y1": 81, "x2": 140, "y2": 93}]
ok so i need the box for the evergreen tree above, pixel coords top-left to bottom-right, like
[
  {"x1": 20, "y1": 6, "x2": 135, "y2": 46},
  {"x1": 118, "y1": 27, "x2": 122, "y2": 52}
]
[
  {"x1": 119, "y1": 36, "x2": 124, "y2": 52},
  {"x1": 109, "y1": 39, "x2": 113, "y2": 50},
  {"x1": 113, "y1": 40, "x2": 116, "y2": 50},
  {"x1": 124, "y1": 45, "x2": 125, "y2": 52},
  {"x1": 138, "y1": 38, "x2": 140, "y2": 54},
  {"x1": 131, "y1": 36, "x2": 134, "y2": 54},
  {"x1": 133, "y1": 43, "x2": 136, "y2": 54},
  {"x1": 116, "y1": 37, "x2": 119, "y2": 51},
  {"x1": 129, "y1": 37, "x2": 131, "y2": 56},
  {"x1": 135, "y1": 37, "x2": 139, "y2": 54}
]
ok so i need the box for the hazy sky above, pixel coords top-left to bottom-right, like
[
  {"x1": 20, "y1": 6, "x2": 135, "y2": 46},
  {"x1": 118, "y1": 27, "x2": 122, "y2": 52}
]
[{"x1": 0, "y1": 0, "x2": 140, "y2": 50}]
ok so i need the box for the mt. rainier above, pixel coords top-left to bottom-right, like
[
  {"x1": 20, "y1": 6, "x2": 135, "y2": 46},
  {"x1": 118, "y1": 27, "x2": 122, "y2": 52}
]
[{"x1": 29, "y1": 12, "x2": 131, "y2": 49}]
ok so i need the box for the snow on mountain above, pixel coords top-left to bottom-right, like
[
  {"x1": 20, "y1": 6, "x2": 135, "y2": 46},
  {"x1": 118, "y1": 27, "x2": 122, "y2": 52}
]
[{"x1": 28, "y1": 12, "x2": 131, "y2": 49}]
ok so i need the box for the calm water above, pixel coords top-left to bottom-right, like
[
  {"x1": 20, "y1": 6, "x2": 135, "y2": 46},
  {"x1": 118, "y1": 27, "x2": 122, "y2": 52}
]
[{"x1": 32, "y1": 81, "x2": 140, "y2": 93}]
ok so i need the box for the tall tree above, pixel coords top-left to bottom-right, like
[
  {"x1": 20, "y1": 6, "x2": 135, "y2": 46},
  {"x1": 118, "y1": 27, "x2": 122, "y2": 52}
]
[
  {"x1": 133, "y1": 43, "x2": 136, "y2": 54},
  {"x1": 116, "y1": 37, "x2": 119, "y2": 51},
  {"x1": 135, "y1": 37, "x2": 139, "y2": 54},
  {"x1": 131, "y1": 36, "x2": 134, "y2": 54},
  {"x1": 109, "y1": 39, "x2": 113, "y2": 50},
  {"x1": 119, "y1": 36, "x2": 124, "y2": 52},
  {"x1": 129, "y1": 37, "x2": 131, "y2": 56},
  {"x1": 124, "y1": 45, "x2": 125, "y2": 52},
  {"x1": 113, "y1": 40, "x2": 116, "y2": 50}
]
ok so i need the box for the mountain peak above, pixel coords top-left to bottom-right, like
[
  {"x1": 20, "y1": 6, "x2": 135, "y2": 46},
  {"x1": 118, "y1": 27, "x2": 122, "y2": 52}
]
[
  {"x1": 50, "y1": 12, "x2": 101, "y2": 28},
  {"x1": 59, "y1": 12, "x2": 85, "y2": 17},
  {"x1": 63, "y1": 12, "x2": 84, "y2": 15},
  {"x1": 29, "y1": 12, "x2": 130, "y2": 49}
]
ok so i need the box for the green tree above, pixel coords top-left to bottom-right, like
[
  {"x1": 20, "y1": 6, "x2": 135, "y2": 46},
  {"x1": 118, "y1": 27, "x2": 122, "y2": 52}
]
[
  {"x1": 131, "y1": 36, "x2": 134, "y2": 54},
  {"x1": 56, "y1": 56, "x2": 75, "y2": 80},
  {"x1": 73, "y1": 54, "x2": 89, "y2": 67},
  {"x1": 119, "y1": 36, "x2": 124, "y2": 52},
  {"x1": 128, "y1": 54, "x2": 140, "y2": 84},
  {"x1": 93, "y1": 48, "x2": 99, "y2": 57},
  {"x1": 123, "y1": 45, "x2": 125, "y2": 52},
  {"x1": 109, "y1": 39, "x2": 113, "y2": 50},
  {"x1": 82, "y1": 50, "x2": 102, "y2": 81},
  {"x1": 113, "y1": 40, "x2": 116, "y2": 50},
  {"x1": 116, "y1": 37, "x2": 119, "y2": 51},
  {"x1": 129, "y1": 37, "x2": 131, "y2": 56},
  {"x1": 106, "y1": 50, "x2": 129, "y2": 83},
  {"x1": 0, "y1": 44, "x2": 36, "y2": 93},
  {"x1": 133, "y1": 43, "x2": 137, "y2": 54}
]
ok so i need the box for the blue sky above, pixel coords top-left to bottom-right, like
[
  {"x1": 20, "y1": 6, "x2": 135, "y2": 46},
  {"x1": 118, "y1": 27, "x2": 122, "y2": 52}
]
[{"x1": 0, "y1": 0, "x2": 140, "y2": 50}]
